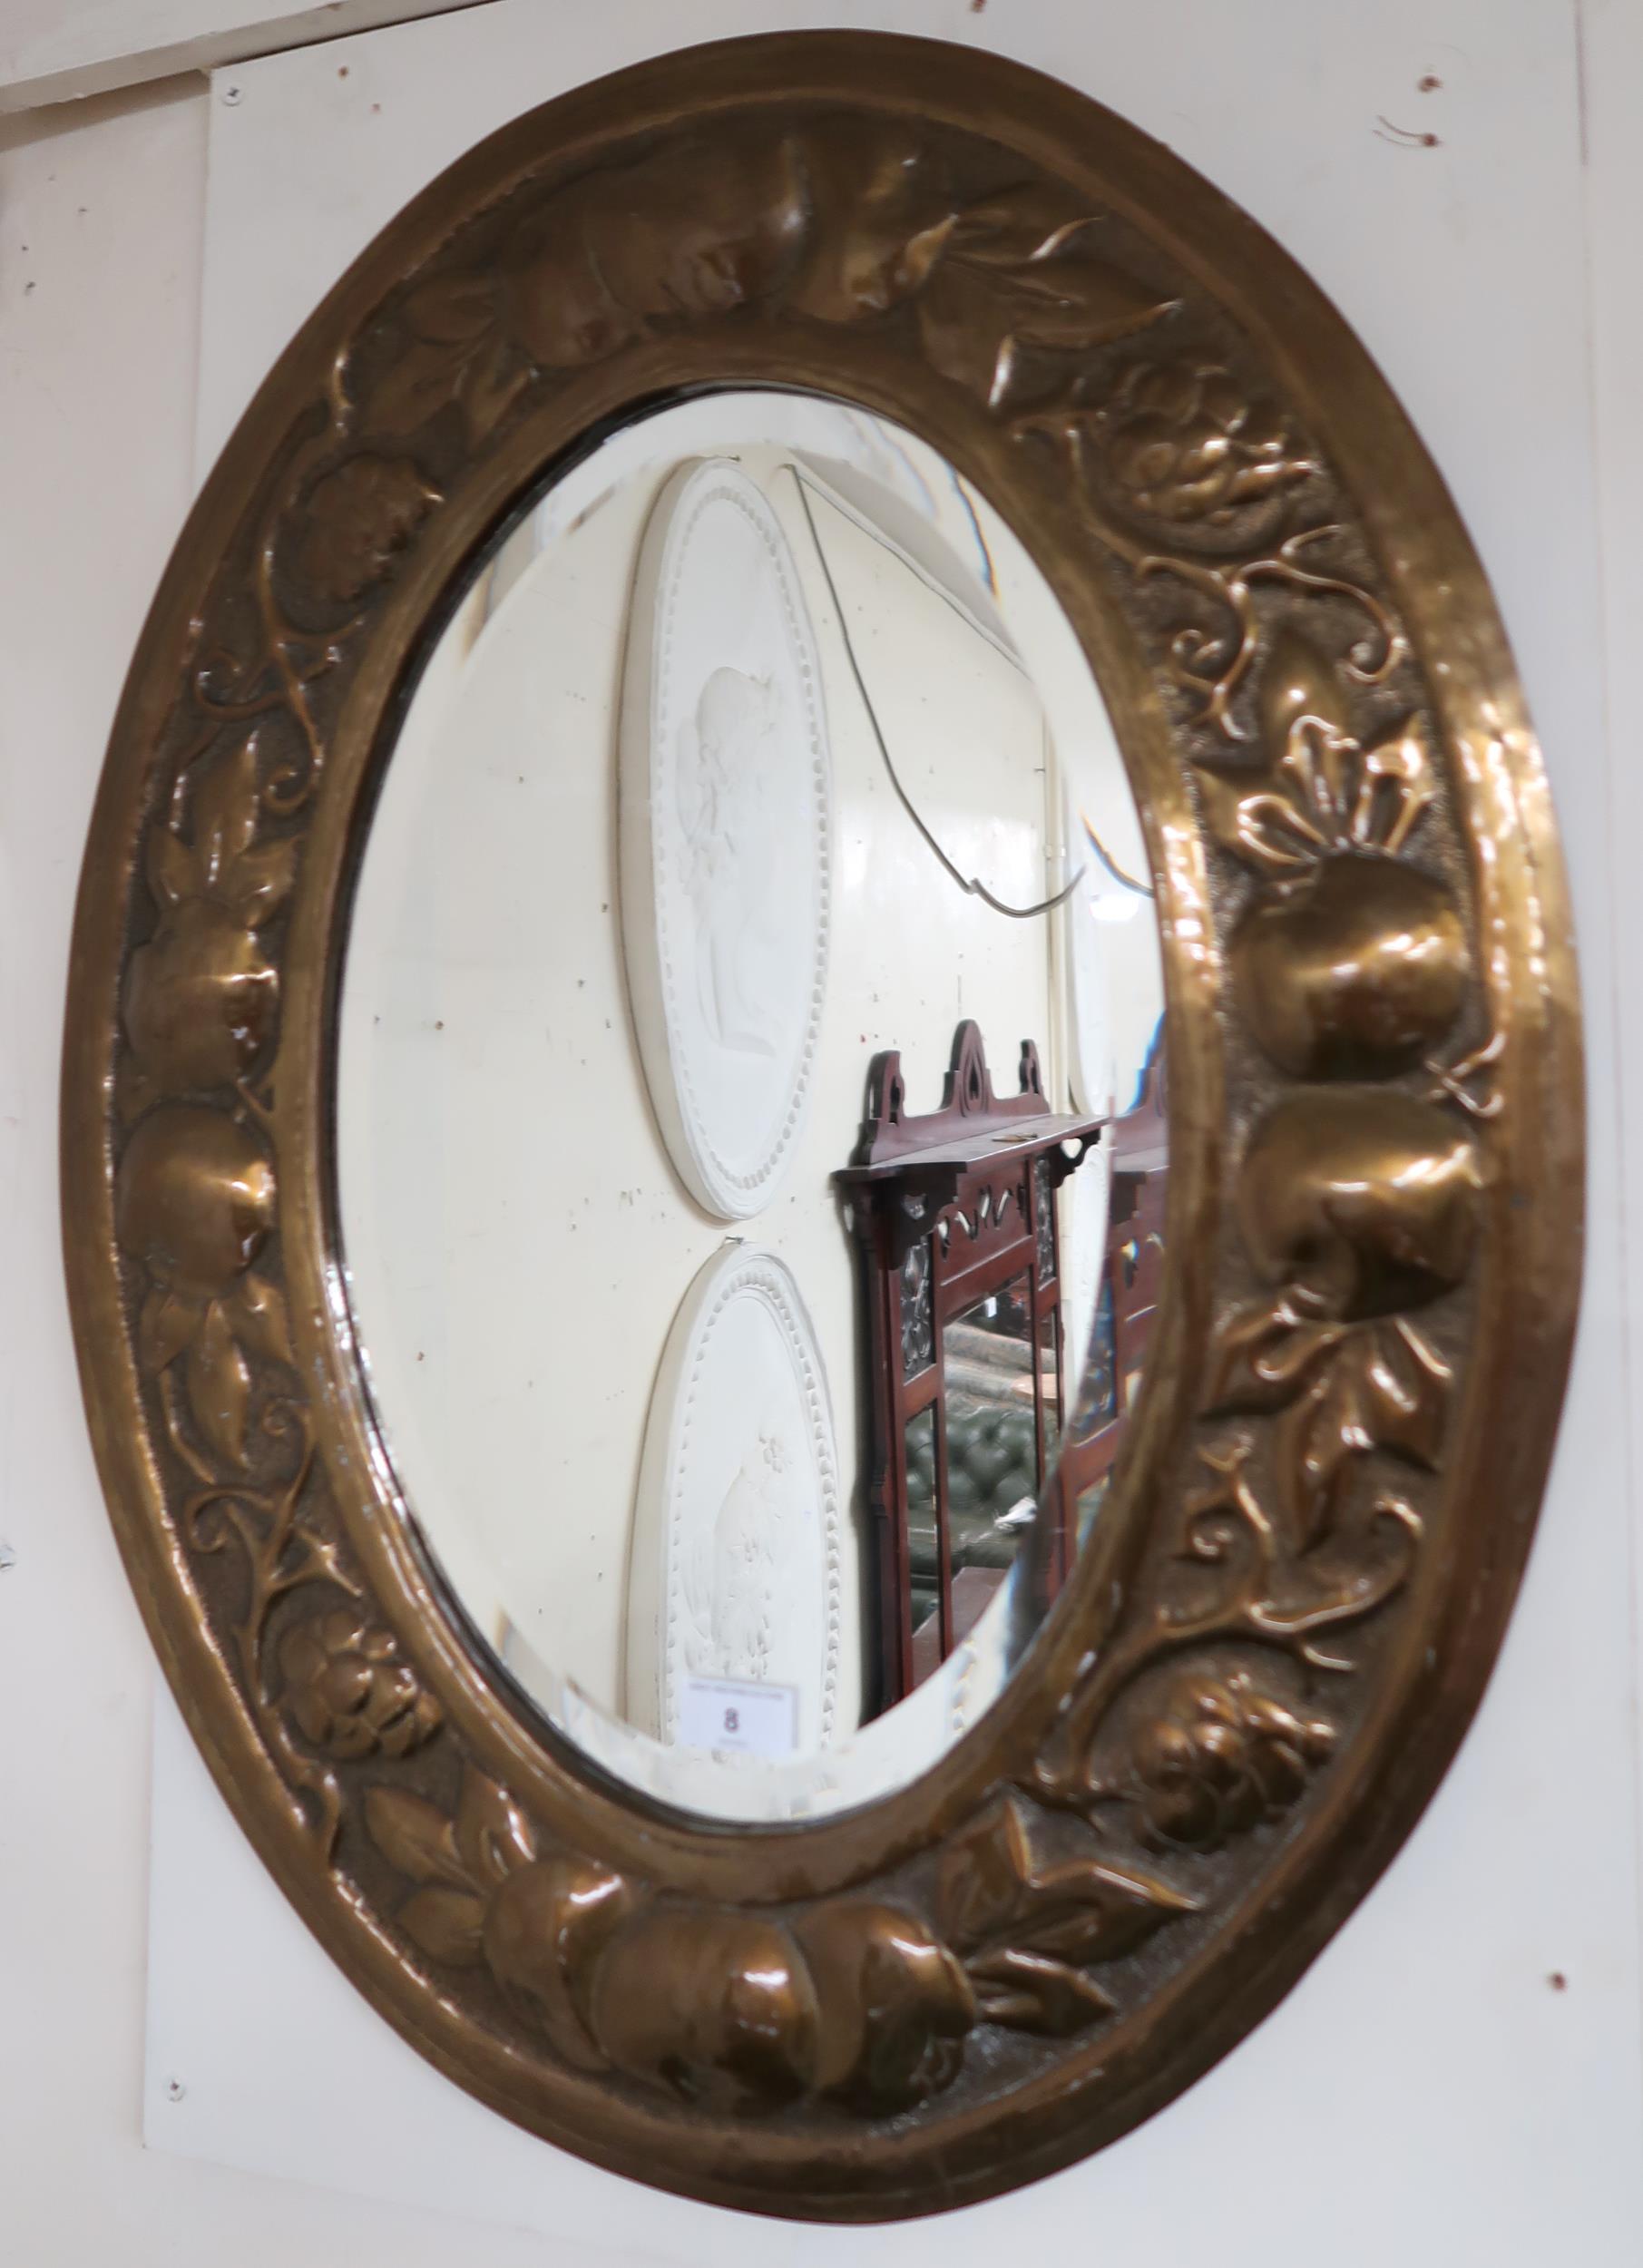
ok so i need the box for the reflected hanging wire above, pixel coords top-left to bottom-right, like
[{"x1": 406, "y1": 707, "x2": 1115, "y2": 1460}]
[
  {"x1": 789, "y1": 471, "x2": 1084, "y2": 923},
  {"x1": 1082, "y1": 816, "x2": 1155, "y2": 899}
]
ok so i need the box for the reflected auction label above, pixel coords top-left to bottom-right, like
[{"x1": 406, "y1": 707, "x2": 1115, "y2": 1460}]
[{"x1": 679, "y1": 1675, "x2": 797, "y2": 1757}]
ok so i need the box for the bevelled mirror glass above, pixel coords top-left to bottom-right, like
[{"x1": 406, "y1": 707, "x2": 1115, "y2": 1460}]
[
  {"x1": 336, "y1": 387, "x2": 1166, "y2": 1821},
  {"x1": 66, "y1": 30, "x2": 1579, "y2": 2222}
]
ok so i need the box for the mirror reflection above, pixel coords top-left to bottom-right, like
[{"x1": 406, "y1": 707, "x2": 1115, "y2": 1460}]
[{"x1": 337, "y1": 389, "x2": 1167, "y2": 1820}]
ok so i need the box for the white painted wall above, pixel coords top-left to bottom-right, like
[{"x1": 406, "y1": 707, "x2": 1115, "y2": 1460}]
[
  {"x1": 0, "y1": 0, "x2": 484, "y2": 112},
  {"x1": 3, "y1": 3, "x2": 1641, "y2": 2263}
]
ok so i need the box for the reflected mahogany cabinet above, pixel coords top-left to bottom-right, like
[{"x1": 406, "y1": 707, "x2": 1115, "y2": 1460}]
[{"x1": 836, "y1": 1022, "x2": 1103, "y2": 1707}]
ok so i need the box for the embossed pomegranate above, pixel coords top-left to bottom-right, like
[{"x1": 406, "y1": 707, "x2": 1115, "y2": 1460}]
[
  {"x1": 1233, "y1": 850, "x2": 1468, "y2": 1080},
  {"x1": 509, "y1": 135, "x2": 807, "y2": 367},
  {"x1": 123, "y1": 899, "x2": 279, "y2": 1092},
  {"x1": 587, "y1": 1908, "x2": 820, "y2": 2109},
  {"x1": 1237, "y1": 1087, "x2": 1482, "y2": 1321},
  {"x1": 794, "y1": 1901, "x2": 975, "y2": 2110},
  {"x1": 483, "y1": 1857, "x2": 637, "y2": 2070},
  {"x1": 115, "y1": 1104, "x2": 276, "y2": 1300}
]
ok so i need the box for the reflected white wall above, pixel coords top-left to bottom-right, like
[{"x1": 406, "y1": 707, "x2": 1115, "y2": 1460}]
[{"x1": 336, "y1": 391, "x2": 1158, "y2": 1795}]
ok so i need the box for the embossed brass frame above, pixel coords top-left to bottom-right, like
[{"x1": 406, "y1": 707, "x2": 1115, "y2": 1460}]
[{"x1": 63, "y1": 33, "x2": 1581, "y2": 2220}]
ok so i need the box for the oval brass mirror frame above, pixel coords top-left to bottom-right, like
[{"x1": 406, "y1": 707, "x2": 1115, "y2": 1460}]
[{"x1": 63, "y1": 31, "x2": 1581, "y2": 2221}]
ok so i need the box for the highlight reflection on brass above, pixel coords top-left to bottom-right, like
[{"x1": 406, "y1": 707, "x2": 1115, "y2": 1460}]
[{"x1": 61, "y1": 32, "x2": 1581, "y2": 2223}]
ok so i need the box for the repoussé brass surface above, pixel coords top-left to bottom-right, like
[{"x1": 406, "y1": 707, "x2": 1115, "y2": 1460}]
[{"x1": 61, "y1": 31, "x2": 1581, "y2": 2220}]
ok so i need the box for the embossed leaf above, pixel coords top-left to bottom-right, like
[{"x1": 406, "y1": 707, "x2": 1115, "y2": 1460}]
[
  {"x1": 944, "y1": 183, "x2": 1098, "y2": 267},
  {"x1": 1002, "y1": 1855, "x2": 1198, "y2": 1967},
  {"x1": 138, "y1": 1284, "x2": 202, "y2": 1373},
  {"x1": 934, "y1": 1795, "x2": 1032, "y2": 1950},
  {"x1": 1354, "y1": 717, "x2": 1435, "y2": 855},
  {"x1": 1194, "y1": 767, "x2": 1327, "y2": 875},
  {"x1": 1271, "y1": 1321, "x2": 1452, "y2": 1548},
  {"x1": 191, "y1": 739, "x2": 262, "y2": 889},
  {"x1": 1206, "y1": 1294, "x2": 1345, "y2": 1415},
  {"x1": 1276, "y1": 715, "x2": 1358, "y2": 843},
  {"x1": 781, "y1": 120, "x2": 952, "y2": 324},
  {"x1": 1272, "y1": 1355, "x2": 1362, "y2": 1548},
  {"x1": 919, "y1": 255, "x2": 1169, "y2": 410},
  {"x1": 403, "y1": 272, "x2": 496, "y2": 344},
  {"x1": 365, "y1": 1785, "x2": 472, "y2": 1890},
  {"x1": 784, "y1": 208, "x2": 955, "y2": 324},
  {"x1": 398, "y1": 1886, "x2": 486, "y2": 1967},
  {"x1": 1258, "y1": 626, "x2": 1352, "y2": 757},
  {"x1": 966, "y1": 1949, "x2": 1114, "y2": 2035},
  {"x1": 458, "y1": 335, "x2": 532, "y2": 442},
  {"x1": 146, "y1": 824, "x2": 196, "y2": 910},
  {"x1": 296, "y1": 456, "x2": 441, "y2": 604},
  {"x1": 184, "y1": 1300, "x2": 250, "y2": 1467},
  {"x1": 369, "y1": 336, "x2": 474, "y2": 437},
  {"x1": 220, "y1": 836, "x2": 298, "y2": 925},
  {"x1": 455, "y1": 1769, "x2": 535, "y2": 1887},
  {"x1": 228, "y1": 1271, "x2": 294, "y2": 1368},
  {"x1": 1361, "y1": 1320, "x2": 1451, "y2": 1470}
]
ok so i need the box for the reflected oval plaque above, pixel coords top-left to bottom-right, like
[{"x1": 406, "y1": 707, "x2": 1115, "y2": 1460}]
[
  {"x1": 620, "y1": 459, "x2": 831, "y2": 1219},
  {"x1": 626, "y1": 1242, "x2": 843, "y2": 1755}
]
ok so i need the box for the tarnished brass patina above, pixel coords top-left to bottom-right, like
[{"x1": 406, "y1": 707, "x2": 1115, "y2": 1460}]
[{"x1": 62, "y1": 32, "x2": 1581, "y2": 2220}]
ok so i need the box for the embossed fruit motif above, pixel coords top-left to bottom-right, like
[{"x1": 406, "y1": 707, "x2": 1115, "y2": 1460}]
[
  {"x1": 293, "y1": 455, "x2": 440, "y2": 604},
  {"x1": 1207, "y1": 1087, "x2": 1478, "y2": 1548},
  {"x1": 1198, "y1": 627, "x2": 1471, "y2": 1080},
  {"x1": 1237, "y1": 1087, "x2": 1481, "y2": 1325},
  {"x1": 590, "y1": 1907, "x2": 826, "y2": 2109},
  {"x1": 484, "y1": 1857, "x2": 638, "y2": 2070},
  {"x1": 116, "y1": 1104, "x2": 276, "y2": 1301},
  {"x1": 123, "y1": 735, "x2": 294, "y2": 1093},
  {"x1": 793, "y1": 1901, "x2": 976, "y2": 2110},
  {"x1": 366, "y1": 1773, "x2": 1195, "y2": 2110},
  {"x1": 368, "y1": 122, "x2": 1178, "y2": 455},
  {"x1": 115, "y1": 1102, "x2": 291, "y2": 1466},
  {"x1": 1234, "y1": 851, "x2": 1467, "y2": 1081},
  {"x1": 125, "y1": 899, "x2": 279, "y2": 1093}
]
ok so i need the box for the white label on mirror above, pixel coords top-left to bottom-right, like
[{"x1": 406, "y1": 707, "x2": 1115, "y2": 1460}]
[{"x1": 677, "y1": 1675, "x2": 798, "y2": 1758}]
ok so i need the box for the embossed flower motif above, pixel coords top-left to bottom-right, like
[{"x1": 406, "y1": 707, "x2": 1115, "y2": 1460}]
[
  {"x1": 279, "y1": 1608, "x2": 441, "y2": 1761},
  {"x1": 1101, "y1": 362, "x2": 1313, "y2": 527},
  {"x1": 294, "y1": 455, "x2": 439, "y2": 605},
  {"x1": 1126, "y1": 1667, "x2": 1335, "y2": 1853}
]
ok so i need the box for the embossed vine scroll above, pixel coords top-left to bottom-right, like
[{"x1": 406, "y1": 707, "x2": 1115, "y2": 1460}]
[{"x1": 63, "y1": 32, "x2": 1580, "y2": 2220}]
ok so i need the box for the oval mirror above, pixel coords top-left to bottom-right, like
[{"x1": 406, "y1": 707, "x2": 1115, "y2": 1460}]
[
  {"x1": 337, "y1": 388, "x2": 1166, "y2": 1821},
  {"x1": 65, "y1": 28, "x2": 1580, "y2": 2222}
]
